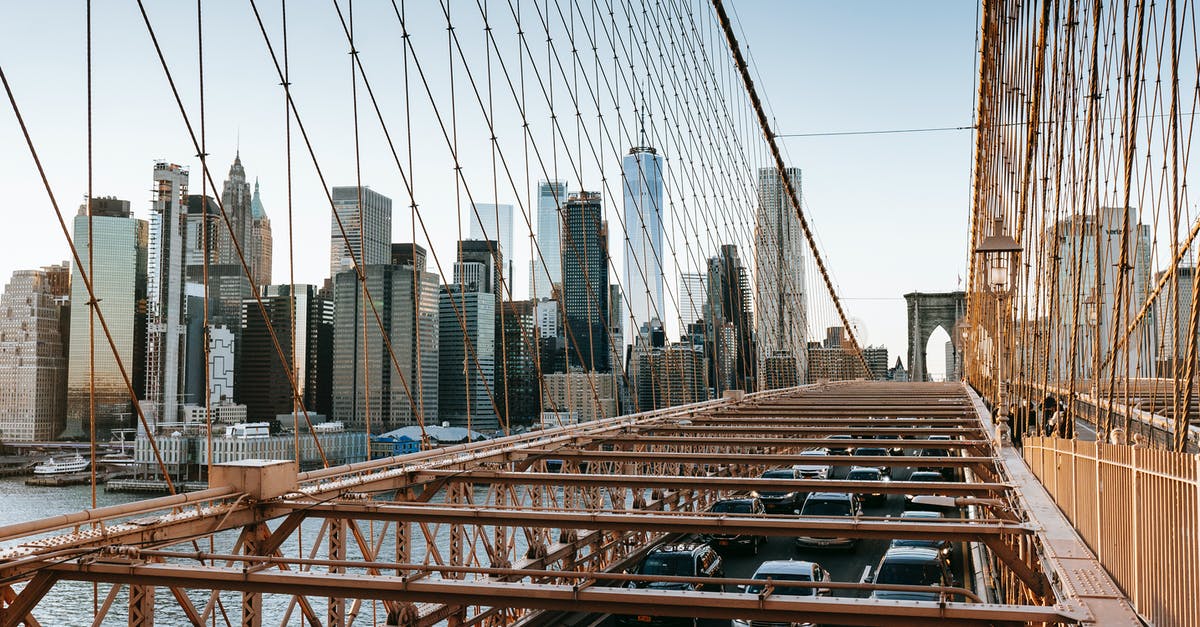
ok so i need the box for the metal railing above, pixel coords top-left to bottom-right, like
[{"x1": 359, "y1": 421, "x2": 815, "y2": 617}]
[{"x1": 1024, "y1": 436, "x2": 1200, "y2": 627}]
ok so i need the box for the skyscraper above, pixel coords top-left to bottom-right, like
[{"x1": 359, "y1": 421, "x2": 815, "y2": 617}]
[
  {"x1": 622, "y1": 147, "x2": 665, "y2": 343},
  {"x1": 220, "y1": 155, "x2": 253, "y2": 264},
  {"x1": 532, "y1": 180, "x2": 568, "y2": 300},
  {"x1": 679, "y1": 272, "x2": 707, "y2": 327},
  {"x1": 250, "y1": 179, "x2": 272, "y2": 288},
  {"x1": 0, "y1": 265, "x2": 70, "y2": 442},
  {"x1": 453, "y1": 239, "x2": 504, "y2": 303},
  {"x1": 562, "y1": 191, "x2": 610, "y2": 372},
  {"x1": 330, "y1": 186, "x2": 392, "y2": 278},
  {"x1": 1048, "y1": 207, "x2": 1155, "y2": 380},
  {"x1": 64, "y1": 198, "x2": 147, "y2": 439},
  {"x1": 145, "y1": 162, "x2": 190, "y2": 425},
  {"x1": 497, "y1": 299, "x2": 538, "y2": 426},
  {"x1": 754, "y1": 167, "x2": 807, "y2": 390},
  {"x1": 439, "y1": 284, "x2": 497, "y2": 432},
  {"x1": 332, "y1": 251, "x2": 439, "y2": 433},
  {"x1": 239, "y1": 284, "x2": 334, "y2": 421},
  {"x1": 470, "y1": 203, "x2": 514, "y2": 293},
  {"x1": 706, "y1": 244, "x2": 754, "y2": 393}
]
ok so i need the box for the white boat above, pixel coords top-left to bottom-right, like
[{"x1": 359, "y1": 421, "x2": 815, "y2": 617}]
[
  {"x1": 33, "y1": 454, "x2": 90, "y2": 475},
  {"x1": 97, "y1": 453, "x2": 136, "y2": 467}
]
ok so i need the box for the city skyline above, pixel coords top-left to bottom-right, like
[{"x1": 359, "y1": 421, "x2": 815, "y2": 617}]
[{"x1": 0, "y1": 3, "x2": 980, "y2": 366}]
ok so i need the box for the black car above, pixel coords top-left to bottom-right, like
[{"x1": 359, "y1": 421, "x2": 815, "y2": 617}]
[
  {"x1": 795, "y1": 492, "x2": 861, "y2": 550},
  {"x1": 917, "y1": 446, "x2": 955, "y2": 479},
  {"x1": 846, "y1": 466, "x2": 888, "y2": 506},
  {"x1": 826, "y1": 434, "x2": 854, "y2": 455},
  {"x1": 617, "y1": 543, "x2": 725, "y2": 626},
  {"x1": 756, "y1": 468, "x2": 802, "y2": 513},
  {"x1": 867, "y1": 546, "x2": 955, "y2": 601},
  {"x1": 851, "y1": 446, "x2": 892, "y2": 478},
  {"x1": 703, "y1": 497, "x2": 766, "y2": 554},
  {"x1": 891, "y1": 510, "x2": 953, "y2": 564}
]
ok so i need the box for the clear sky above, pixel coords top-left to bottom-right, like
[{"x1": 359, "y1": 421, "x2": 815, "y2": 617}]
[{"x1": 0, "y1": 1, "x2": 978, "y2": 377}]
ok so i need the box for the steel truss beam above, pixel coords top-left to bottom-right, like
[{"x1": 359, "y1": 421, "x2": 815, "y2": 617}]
[
  {"x1": 48, "y1": 561, "x2": 1080, "y2": 626},
  {"x1": 411, "y1": 470, "x2": 1006, "y2": 496},
  {"x1": 274, "y1": 502, "x2": 1031, "y2": 541},
  {"x1": 511, "y1": 448, "x2": 995, "y2": 469}
]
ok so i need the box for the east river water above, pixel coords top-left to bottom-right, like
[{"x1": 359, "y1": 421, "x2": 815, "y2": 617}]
[{"x1": 0, "y1": 477, "x2": 504, "y2": 626}]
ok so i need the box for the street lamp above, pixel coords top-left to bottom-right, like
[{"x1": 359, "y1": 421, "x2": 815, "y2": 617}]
[{"x1": 974, "y1": 217, "x2": 1022, "y2": 445}]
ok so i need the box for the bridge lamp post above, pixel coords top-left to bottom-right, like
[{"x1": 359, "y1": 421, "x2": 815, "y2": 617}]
[
  {"x1": 1082, "y1": 292, "x2": 1099, "y2": 379},
  {"x1": 975, "y1": 217, "x2": 1022, "y2": 445}
]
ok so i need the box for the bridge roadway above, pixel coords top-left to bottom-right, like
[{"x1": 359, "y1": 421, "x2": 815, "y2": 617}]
[{"x1": 0, "y1": 382, "x2": 1136, "y2": 626}]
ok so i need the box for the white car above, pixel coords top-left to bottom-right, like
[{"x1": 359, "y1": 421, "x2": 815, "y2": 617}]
[{"x1": 793, "y1": 448, "x2": 832, "y2": 480}]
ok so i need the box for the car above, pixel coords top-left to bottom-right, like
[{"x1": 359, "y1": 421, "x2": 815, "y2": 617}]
[
  {"x1": 874, "y1": 432, "x2": 904, "y2": 455},
  {"x1": 795, "y1": 492, "x2": 861, "y2": 550},
  {"x1": 891, "y1": 510, "x2": 953, "y2": 564},
  {"x1": 903, "y1": 471, "x2": 946, "y2": 506},
  {"x1": 793, "y1": 449, "x2": 832, "y2": 480},
  {"x1": 826, "y1": 434, "x2": 854, "y2": 454},
  {"x1": 755, "y1": 468, "x2": 802, "y2": 514},
  {"x1": 917, "y1": 446, "x2": 954, "y2": 479},
  {"x1": 867, "y1": 546, "x2": 955, "y2": 601},
  {"x1": 846, "y1": 466, "x2": 888, "y2": 506},
  {"x1": 732, "y1": 560, "x2": 831, "y2": 627},
  {"x1": 703, "y1": 497, "x2": 766, "y2": 554},
  {"x1": 616, "y1": 543, "x2": 724, "y2": 626},
  {"x1": 851, "y1": 446, "x2": 892, "y2": 478}
]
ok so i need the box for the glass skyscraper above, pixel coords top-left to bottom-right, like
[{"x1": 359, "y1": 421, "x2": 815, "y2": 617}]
[
  {"x1": 532, "y1": 181, "x2": 568, "y2": 300},
  {"x1": 145, "y1": 162, "x2": 190, "y2": 425},
  {"x1": 622, "y1": 146, "x2": 665, "y2": 344},
  {"x1": 469, "y1": 203, "x2": 514, "y2": 293},
  {"x1": 754, "y1": 167, "x2": 808, "y2": 390},
  {"x1": 64, "y1": 198, "x2": 147, "y2": 438},
  {"x1": 562, "y1": 191, "x2": 610, "y2": 372},
  {"x1": 330, "y1": 186, "x2": 393, "y2": 278}
]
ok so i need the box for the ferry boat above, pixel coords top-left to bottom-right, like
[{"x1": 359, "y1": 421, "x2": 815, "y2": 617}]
[
  {"x1": 97, "y1": 452, "x2": 136, "y2": 468},
  {"x1": 33, "y1": 454, "x2": 90, "y2": 476}
]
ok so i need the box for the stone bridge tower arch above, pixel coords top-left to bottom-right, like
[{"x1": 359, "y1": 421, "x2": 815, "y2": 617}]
[{"x1": 905, "y1": 291, "x2": 966, "y2": 382}]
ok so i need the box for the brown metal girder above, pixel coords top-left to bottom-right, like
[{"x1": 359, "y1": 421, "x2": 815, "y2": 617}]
[
  {"x1": 47, "y1": 561, "x2": 1078, "y2": 625},
  {"x1": 259, "y1": 512, "x2": 305, "y2": 557},
  {"x1": 270, "y1": 502, "x2": 1030, "y2": 541},
  {"x1": 640, "y1": 426, "x2": 986, "y2": 435},
  {"x1": 511, "y1": 450, "x2": 995, "y2": 469},
  {"x1": 604, "y1": 436, "x2": 988, "y2": 449},
  {"x1": 415, "y1": 469, "x2": 1005, "y2": 495},
  {"x1": 983, "y1": 536, "x2": 1048, "y2": 599},
  {"x1": 1, "y1": 572, "x2": 56, "y2": 627}
]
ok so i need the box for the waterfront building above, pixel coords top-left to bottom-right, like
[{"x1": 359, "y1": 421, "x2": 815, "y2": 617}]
[
  {"x1": 439, "y1": 284, "x2": 497, "y2": 432},
  {"x1": 333, "y1": 250, "x2": 439, "y2": 433},
  {"x1": 239, "y1": 284, "x2": 334, "y2": 421},
  {"x1": 64, "y1": 198, "x2": 147, "y2": 438},
  {"x1": 541, "y1": 370, "x2": 617, "y2": 425},
  {"x1": 145, "y1": 162, "x2": 190, "y2": 426},
  {"x1": 0, "y1": 265, "x2": 70, "y2": 442},
  {"x1": 705, "y1": 244, "x2": 755, "y2": 393}
]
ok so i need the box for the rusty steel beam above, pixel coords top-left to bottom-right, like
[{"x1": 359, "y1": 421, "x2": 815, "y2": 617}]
[
  {"x1": 412, "y1": 469, "x2": 1006, "y2": 495},
  {"x1": 271, "y1": 502, "x2": 1031, "y2": 541},
  {"x1": 47, "y1": 561, "x2": 1080, "y2": 626},
  {"x1": 603, "y1": 436, "x2": 988, "y2": 449},
  {"x1": 638, "y1": 425, "x2": 985, "y2": 435},
  {"x1": 507, "y1": 450, "x2": 994, "y2": 469}
]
